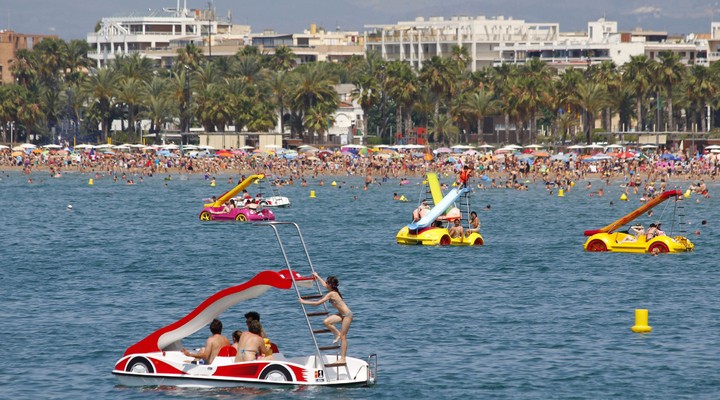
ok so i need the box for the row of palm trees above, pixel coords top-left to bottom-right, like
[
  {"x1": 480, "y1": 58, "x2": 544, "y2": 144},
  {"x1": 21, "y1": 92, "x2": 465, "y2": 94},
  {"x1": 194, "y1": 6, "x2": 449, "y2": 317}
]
[{"x1": 1, "y1": 38, "x2": 719, "y2": 146}]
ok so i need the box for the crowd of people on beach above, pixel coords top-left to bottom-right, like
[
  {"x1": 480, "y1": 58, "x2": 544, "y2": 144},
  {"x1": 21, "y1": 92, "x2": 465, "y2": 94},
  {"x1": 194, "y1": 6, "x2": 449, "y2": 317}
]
[{"x1": 1, "y1": 146, "x2": 717, "y2": 204}]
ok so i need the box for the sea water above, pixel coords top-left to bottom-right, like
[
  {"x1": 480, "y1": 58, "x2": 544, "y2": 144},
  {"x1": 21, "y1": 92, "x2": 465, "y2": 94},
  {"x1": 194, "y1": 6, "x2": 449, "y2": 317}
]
[{"x1": 1, "y1": 170, "x2": 718, "y2": 399}]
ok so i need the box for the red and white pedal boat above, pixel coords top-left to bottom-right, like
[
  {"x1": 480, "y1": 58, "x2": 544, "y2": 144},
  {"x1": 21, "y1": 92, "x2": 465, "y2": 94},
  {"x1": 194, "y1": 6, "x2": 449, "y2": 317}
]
[{"x1": 113, "y1": 223, "x2": 377, "y2": 388}]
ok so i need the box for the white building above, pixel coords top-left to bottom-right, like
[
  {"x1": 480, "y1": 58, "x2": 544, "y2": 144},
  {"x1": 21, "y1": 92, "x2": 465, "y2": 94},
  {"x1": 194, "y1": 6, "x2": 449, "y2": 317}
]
[
  {"x1": 86, "y1": 0, "x2": 248, "y2": 68},
  {"x1": 251, "y1": 24, "x2": 365, "y2": 64},
  {"x1": 365, "y1": 16, "x2": 708, "y2": 71},
  {"x1": 364, "y1": 15, "x2": 559, "y2": 71}
]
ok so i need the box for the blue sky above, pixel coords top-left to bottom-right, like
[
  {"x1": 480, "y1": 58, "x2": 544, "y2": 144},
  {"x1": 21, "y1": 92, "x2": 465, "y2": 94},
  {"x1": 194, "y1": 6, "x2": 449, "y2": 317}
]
[{"x1": 4, "y1": 0, "x2": 717, "y2": 40}]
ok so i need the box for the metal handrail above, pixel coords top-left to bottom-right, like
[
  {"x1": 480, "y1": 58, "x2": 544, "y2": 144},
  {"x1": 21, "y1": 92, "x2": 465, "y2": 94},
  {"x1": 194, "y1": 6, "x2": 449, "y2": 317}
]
[{"x1": 257, "y1": 222, "x2": 334, "y2": 377}]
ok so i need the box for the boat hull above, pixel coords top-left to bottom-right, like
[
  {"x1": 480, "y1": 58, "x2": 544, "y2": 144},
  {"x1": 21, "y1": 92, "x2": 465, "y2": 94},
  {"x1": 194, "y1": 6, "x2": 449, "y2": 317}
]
[
  {"x1": 396, "y1": 226, "x2": 483, "y2": 246},
  {"x1": 583, "y1": 232, "x2": 694, "y2": 253},
  {"x1": 114, "y1": 352, "x2": 374, "y2": 388}
]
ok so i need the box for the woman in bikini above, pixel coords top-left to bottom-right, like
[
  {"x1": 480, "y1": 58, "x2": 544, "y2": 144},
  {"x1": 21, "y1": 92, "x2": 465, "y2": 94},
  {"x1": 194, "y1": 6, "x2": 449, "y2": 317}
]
[
  {"x1": 234, "y1": 321, "x2": 270, "y2": 362},
  {"x1": 300, "y1": 273, "x2": 353, "y2": 364}
]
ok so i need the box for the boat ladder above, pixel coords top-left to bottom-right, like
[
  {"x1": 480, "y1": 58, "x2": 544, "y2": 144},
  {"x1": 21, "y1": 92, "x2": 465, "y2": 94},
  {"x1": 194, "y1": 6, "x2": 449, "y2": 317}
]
[{"x1": 261, "y1": 221, "x2": 350, "y2": 382}]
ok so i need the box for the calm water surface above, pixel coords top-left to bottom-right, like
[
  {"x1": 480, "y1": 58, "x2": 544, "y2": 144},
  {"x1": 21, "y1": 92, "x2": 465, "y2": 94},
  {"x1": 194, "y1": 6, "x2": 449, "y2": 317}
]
[{"x1": 1, "y1": 170, "x2": 719, "y2": 399}]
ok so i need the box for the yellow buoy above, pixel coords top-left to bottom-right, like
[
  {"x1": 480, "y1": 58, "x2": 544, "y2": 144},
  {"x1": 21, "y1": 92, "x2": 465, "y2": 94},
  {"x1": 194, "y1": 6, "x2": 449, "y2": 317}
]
[
  {"x1": 310, "y1": 190, "x2": 316, "y2": 198},
  {"x1": 684, "y1": 189, "x2": 691, "y2": 198},
  {"x1": 211, "y1": 181, "x2": 216, "y2": 187},
  {"x1": 631, "y1": 309, "x2": 652, "y2": 333},
  {"x1": 254, "y1": 179, "x2": 260, "y2": 184},
  {"x1": 570, "y1": 181, "x2": 575, "y2": 187},
  {"x1": 88, "y1": 178, "x2": 94, "y2": 186},
  {"x1": 620, "y1": 193, "x2": 628, "y2": 201},
  {"x1": 558, "y1": 189, "x2": 564, "y2": 197},
  {"x1": 331, "y1": 181, "x2": 337, "y2": 186}
]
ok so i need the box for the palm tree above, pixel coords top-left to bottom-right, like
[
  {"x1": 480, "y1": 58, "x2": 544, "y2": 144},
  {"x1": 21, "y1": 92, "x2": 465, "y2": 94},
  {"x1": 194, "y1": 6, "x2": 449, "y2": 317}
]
[
  {"x1": 412, "y1": 87, "x2": 436, "y2": 143},
  {"x1": 655, "y1": 51, "x2": 686, "y2": 131},
  {"x1": 289, "y1": 63, "x2": 339, "y2": 140},
  {"x1": 303, "y1": 107, "x2": 335, "y2": 144},
  {"x1": 589, "y1": 60, "x2": 620, "y2": 132},
  {"x1": 175, "y1": 43, "x2": 204, "y2": 72},
  {"x1": 572, "y1": 81, "x2": 610, "y2": 144},
  {"x1": 83, "y1": 67, "x2": 120, "y2": 142},
  {"x1": 271, "y1": 46, "x2": 296, "y2": 71},
  {"x1": 490, "y1": 63, "x2": 520, "y2": 143},
  {"x1": 459, "y1": 90, "x2": 500, "y2": 143},
  {"x1": 429, "y1": 113, "x2": 459, "y2": 145},
  {"x1": 139, "y1": 76, "x2": 174, "y2": 141},
  {"x1": 114, "y1": 53, "x2": 155, "y2": 83},
  {"x1": 386, "y1": 61, "x2": 418, "y2": 143},
  {"x1": 622, "y1": 55, "x2": 655, "y2": 131},
  {"x1": 419, "y1": 56, "x2": 460, "y2": 120},
  {"x1": 349, "y1": 51, "x2": 383, "y2": 141},
  {"x1": 519, "y1": 59, "x2": 553, "y2": 142},
  {"x1": 266, "y1": 70, "x2": 290, "y2": 134},
  {"x1": 115, "y1": 77, "x2": 145, "y2": 141}
]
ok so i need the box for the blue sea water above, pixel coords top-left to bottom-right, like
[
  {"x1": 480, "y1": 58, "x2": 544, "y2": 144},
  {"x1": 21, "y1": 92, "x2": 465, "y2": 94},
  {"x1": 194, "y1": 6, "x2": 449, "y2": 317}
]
[{"x1": 1, "y1": 170, "x2": 719, "y2": 399}]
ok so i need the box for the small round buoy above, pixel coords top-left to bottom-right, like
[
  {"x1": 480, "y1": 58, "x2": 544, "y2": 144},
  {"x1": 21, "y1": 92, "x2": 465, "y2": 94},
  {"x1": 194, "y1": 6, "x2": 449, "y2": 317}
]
[
  {"x1": 620, "y1": 193, "x2": 628, "y2": 201},
  {"x1": 331, "y1": 181, "x2": 337, "y2": 186},
  {"x1": 211, "y1": 182, "x2": 215, "y2": 187},
  {"x1": 684, "y1": 189, "x2": 691, "y2": 198},
  {"x1": 631, "y1": 309, "x2": 652, "y2": 333},
  {"x1": 67, "y1": 204, "x2": 73, "y2": 210}
]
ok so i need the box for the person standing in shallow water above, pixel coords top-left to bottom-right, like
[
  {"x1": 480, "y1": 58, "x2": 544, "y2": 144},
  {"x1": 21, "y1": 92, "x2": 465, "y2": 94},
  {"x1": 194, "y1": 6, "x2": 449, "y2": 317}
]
[{"x1": 300, "y1": 273, "x2": 353, "y2": 364}]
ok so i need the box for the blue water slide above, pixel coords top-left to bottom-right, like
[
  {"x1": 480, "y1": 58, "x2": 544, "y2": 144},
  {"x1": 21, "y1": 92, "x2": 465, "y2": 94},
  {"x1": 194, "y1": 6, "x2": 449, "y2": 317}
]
[{"x1": 407, "y1": 187, "x2": 470, "y2": 230}]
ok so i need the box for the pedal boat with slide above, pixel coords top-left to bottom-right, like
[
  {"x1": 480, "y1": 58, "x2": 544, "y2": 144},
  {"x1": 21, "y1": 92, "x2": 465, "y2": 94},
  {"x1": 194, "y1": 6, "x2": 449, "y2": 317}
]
[
  {"x1": 113, "y1": 222, "x2": 376, "y2": 388},
  {"x1": 199, "y1": 174, "x2": 275, "y2": 222},
  {"x1": 396, "y1": 173, "x2": 483, "y2": 246},
  {"x1": 583, "y1": 189, "x2": 694, "y2": 253}
]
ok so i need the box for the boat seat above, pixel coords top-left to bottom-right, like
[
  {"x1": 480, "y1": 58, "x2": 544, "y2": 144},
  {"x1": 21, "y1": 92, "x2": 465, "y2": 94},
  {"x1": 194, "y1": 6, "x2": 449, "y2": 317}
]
[{"x1": 218, "y1": 345, "x2": 237, "y2": 357}]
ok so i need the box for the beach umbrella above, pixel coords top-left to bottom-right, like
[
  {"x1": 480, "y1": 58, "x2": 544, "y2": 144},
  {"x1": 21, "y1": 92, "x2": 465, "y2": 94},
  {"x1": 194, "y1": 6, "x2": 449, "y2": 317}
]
[
  {"x1": 404, "y1": 144, "x2": 426, "y2": 150},
  {"x1": 11, "y1": 151, "x2": 24, "y2": 157},
  {"x1": 451, "y1": 145, "x2": 474, "y2": 150},
  {"x1": 341, "y1": 144, "x2": 367, "y2": 149},
  {"x1": 75, "y1": 144, "x2": 95, "y2": 149},
  {"x1": 434, "y1": 147, "x2": 452, "y2": 154},
  {"x1": 0, "y1": 144, "x2": 8, "y2": 149},
  {"x1": 478, "y1": 144, "x2": 495, "y2": 149},
  {"x1": 299, "y1": 146, "x2": 318, "y2": 153},
  {"x1": 264, "y1": 144, "x2": 282, "y2": 149},
  {"x1": 532, "y1": 150, "x2": 550, "y2": 157},
  {"x1": 616, "y1": 151, "x2": 636, "y2": 159},
  {"x1": 567, "y1": 144, "x2": 586, "y2": 149},
  {"x1": 704, "y1": 145, "x2": 720, "y2": 150},
  {"x1": 524, "y1": 144, "x2": 543, "y2": 149},
  {"x1": 20, "y1": 143, "x2": 36, "y2": 149},
  {"x1": 462, "y1": 149, "x2": 480, "y2": 155},
  {"x1": 238, "y1": 145, "x2": 254, "y2": 150},
  {"x1": 42, "y1": 144, "x2": 62, "y2": 149},
  {"x1": 198, "y1": 145, "x2": 215, "y2": 150}
]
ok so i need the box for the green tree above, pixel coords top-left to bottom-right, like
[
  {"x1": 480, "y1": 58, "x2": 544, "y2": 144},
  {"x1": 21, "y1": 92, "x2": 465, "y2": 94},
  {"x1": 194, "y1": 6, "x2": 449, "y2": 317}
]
[{"x1": 622, "y1": 55, "x2": 655, "y2": 131}]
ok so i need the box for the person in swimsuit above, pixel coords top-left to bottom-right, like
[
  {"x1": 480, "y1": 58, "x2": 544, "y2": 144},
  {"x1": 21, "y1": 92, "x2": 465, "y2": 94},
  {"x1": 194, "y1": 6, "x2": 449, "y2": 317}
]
[
  {"x1": 182, "y1": 318, "x2": 230, "y2": 365},
  {"x1": 300, "y1": 273, "x2": 353, "y2": 364},
  {"x1": 235, "y1": 321, "x2": 270, "y2": 362}
]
